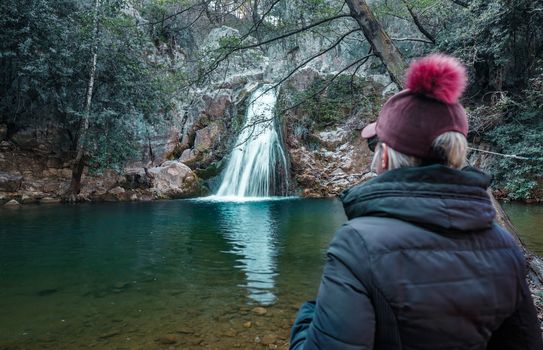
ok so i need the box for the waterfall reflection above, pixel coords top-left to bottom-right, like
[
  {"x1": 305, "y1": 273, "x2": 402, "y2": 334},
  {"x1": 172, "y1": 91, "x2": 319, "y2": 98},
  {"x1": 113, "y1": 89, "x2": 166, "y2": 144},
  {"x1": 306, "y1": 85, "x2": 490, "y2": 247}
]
[{"x1": 217, "y1": 202, "x2": 278, "y2": 305}]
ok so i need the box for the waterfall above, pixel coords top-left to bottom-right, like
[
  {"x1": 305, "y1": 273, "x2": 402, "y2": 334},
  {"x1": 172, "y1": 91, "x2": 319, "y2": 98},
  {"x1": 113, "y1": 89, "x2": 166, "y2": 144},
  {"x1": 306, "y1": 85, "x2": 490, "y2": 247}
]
[{"x1": 216, "y1": 86, "x2": 288, "y2": 198}]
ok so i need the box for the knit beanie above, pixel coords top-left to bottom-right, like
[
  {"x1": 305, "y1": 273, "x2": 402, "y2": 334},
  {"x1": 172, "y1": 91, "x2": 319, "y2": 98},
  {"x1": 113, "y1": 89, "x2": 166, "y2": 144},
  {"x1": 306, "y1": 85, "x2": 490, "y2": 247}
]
[{"x1": 361, "y1": 54, "x2": 468, "y2": 160}]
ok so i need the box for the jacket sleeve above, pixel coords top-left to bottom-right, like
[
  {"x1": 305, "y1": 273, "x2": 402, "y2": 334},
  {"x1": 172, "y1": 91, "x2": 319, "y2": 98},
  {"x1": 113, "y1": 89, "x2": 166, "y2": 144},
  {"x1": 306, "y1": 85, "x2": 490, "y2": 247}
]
[
  {"x1": 487, "y1": 270, "x2": 543, "y2": 349},
  {"x1": 290, "y1": 225, "x2": 375, "y2": 350}
]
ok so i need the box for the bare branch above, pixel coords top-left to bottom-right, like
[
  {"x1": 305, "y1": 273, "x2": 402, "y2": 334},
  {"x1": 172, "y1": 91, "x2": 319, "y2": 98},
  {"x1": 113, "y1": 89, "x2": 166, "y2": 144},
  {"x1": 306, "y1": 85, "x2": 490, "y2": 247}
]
[
  {"x1": 228, "y1": 14, "x2": 352, "y2": 51},
  {"x1": 248, "y1": 28, "x2": 363, "y2": 105},
  {"x1": 281, "y1": 53, "x2": 376, "y2": 114},
  {"x1": 450, "y1": 0, "x2": 469, "y2": 8},
  {"x1": 141, "y1": 1, "x2": 208, "y2": 26},
  {"x1": 238, "y1": 0, "x2": 283, "y2": 42},
  {"x1": 401, "y1": 0, "x2": 435, "y2": 44},
  {"x1": 198, "y1": 14, "x2": 353, "y2": 84},
  {"x1": 350, "y1": 46, "x2": 373, "y2": 92},
  {"x1": 392, "y1": 37, "x2": 434, "y2": 44}
]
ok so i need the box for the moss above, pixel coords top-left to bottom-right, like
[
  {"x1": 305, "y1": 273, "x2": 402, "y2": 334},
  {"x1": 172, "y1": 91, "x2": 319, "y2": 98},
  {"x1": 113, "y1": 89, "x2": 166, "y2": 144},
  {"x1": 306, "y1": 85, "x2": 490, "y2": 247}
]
[{"x1": 194, "y1": 160, "x2": 224, "y2": 180}]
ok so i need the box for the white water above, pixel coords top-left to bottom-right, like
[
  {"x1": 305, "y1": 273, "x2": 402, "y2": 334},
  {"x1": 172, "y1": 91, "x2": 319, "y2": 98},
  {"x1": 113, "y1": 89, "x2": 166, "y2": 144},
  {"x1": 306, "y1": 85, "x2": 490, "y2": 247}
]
[{"x1": 216, "y1": 86, "x2": 288, "y2": 197}]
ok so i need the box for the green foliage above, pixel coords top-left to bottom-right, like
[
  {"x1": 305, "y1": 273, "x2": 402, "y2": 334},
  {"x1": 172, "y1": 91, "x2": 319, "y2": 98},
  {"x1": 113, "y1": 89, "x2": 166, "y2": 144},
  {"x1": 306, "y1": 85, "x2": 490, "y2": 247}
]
[
  {"x1": 485, "y1": 67, "x2": 543, "y2": 200},
  {"x1": 437, "y1": 0, "x2": 543, "y2": 91},
  {"x1": 284, "y1": 74, "x2": 381, "y2": 151},
  {"x1": 0, "y1": 0, "x2": 177, "y2": 172}
]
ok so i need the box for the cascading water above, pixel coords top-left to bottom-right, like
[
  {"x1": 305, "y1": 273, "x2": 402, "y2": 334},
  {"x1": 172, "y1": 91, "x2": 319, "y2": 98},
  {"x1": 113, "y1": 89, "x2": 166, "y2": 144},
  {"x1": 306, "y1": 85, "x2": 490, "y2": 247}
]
[{"x1": 216, "y1": 85, "x2": 288, "y2": 197}]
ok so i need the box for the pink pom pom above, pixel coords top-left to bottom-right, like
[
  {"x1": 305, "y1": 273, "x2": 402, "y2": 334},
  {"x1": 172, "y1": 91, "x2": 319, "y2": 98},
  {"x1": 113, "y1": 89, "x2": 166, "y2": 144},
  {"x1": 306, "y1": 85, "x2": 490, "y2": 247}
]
[{"x1": 406, "y1": 54, "x2": 467, "y2": 104}]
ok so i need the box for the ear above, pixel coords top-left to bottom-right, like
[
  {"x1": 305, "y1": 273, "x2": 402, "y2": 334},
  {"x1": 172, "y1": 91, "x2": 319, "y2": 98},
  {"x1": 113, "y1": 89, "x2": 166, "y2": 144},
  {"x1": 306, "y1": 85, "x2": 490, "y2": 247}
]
[{"x1": 381, "y1": 143, "x2": 389, "y2": 171}]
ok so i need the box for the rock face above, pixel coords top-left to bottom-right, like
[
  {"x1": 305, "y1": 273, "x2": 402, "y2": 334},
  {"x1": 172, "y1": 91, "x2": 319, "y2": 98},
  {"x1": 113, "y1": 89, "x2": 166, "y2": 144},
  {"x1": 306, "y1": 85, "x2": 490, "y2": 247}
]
[
  {"x1": 143, "y1": 126, "x2": 181, "y2": 166},
  {"x1": 0, "y1": 172, "x2": 23, "y2": 192},
  {"x1": 288, "y1": 126, "x2": 375, "y2": 197},
  {"x1": 280, "y1": 70, "x2": 385, "y2": 196},
  {"x1": 147, "y1": 160, "x2": 200, "y2": 199}
]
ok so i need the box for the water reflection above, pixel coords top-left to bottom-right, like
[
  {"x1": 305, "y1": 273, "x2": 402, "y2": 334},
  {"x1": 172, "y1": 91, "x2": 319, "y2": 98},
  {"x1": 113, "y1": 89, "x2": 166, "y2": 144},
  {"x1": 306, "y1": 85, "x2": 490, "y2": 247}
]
[{"x1": 216, "y1": 202, "x2": 278, "y2": 305}]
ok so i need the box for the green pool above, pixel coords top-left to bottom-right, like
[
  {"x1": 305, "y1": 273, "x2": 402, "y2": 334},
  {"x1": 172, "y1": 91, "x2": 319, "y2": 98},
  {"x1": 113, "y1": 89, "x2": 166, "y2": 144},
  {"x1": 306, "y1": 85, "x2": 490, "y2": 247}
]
[
  {"x1": 0, "y1": 198, "x2": 346, "y2": 349},
  {"x1": 0, "y1": 198, "x2": 541, "y2": 349}
]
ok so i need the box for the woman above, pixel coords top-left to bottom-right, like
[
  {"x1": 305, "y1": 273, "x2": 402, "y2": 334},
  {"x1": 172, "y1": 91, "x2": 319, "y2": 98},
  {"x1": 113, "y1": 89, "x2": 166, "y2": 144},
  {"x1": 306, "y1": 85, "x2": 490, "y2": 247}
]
[{"x1": 289, "y1": 54, "x2": 542, "y2": 350}]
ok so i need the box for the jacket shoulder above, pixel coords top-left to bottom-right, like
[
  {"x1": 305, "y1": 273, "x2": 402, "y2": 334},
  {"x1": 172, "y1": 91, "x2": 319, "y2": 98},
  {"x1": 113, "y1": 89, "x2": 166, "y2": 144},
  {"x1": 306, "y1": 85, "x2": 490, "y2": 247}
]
[{"x1": 343, "y1": 216, "x2": 524, "y2": 260}]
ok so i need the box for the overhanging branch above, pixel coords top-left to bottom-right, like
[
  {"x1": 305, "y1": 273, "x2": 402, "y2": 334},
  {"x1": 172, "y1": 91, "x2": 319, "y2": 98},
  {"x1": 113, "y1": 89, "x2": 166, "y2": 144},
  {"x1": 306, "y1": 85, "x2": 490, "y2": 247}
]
[
  {"x1": 401, "y1": 0, "x2": 436, "y2": 44},
  {"x1": 198, "y1": 13, "x2": 353, "y2": 84},
  {"x1": 281, "y1": 53, "x2": 376, "y2": 114}
]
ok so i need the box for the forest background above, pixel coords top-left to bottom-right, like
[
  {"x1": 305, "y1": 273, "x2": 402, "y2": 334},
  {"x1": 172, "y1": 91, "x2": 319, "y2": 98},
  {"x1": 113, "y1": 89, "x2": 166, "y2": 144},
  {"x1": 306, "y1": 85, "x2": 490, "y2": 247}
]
[{"x1": 1, "y1": 0, "x2": 542, "y2": 201}]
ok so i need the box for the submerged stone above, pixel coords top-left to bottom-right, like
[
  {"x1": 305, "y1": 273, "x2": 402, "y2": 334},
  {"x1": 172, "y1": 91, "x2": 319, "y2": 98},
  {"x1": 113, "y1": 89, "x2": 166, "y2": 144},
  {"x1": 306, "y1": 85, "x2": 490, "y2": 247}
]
[
  {"x1": 252, "y1": 307, "x2": 267, "y2": 315},
  {"x1": 37, "y1": 288, "x2": 58, "y2": 296},
  {"x1": 157, "y1": 334, "x2": 177, "y2": 344}
]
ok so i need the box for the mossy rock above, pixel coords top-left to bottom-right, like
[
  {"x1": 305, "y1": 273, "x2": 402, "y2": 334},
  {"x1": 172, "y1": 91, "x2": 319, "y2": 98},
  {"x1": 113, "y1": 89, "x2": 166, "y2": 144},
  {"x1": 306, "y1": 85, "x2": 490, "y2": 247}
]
[{"x1": 194, "y1": 160, "x2": 224, "y2": 180}]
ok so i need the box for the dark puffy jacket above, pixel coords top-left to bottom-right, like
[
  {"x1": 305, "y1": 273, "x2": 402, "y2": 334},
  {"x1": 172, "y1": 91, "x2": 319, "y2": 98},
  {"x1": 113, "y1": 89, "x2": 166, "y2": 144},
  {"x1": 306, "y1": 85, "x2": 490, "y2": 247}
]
[{"x1": 290, "y1": 165, "x2": 542, "y2": 350}]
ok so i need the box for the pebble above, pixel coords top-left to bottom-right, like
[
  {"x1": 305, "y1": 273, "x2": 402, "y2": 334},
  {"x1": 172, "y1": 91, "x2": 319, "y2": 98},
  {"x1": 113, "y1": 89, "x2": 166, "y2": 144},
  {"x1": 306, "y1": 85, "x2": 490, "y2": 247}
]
[
  {"x1": 261, "y1": 334, "x2": 277, "y2": 345},
  {"x1": 243, "y1": 321, "x2": 252, "y2": 328},
  {"x1": 252, "y1": 307, "x2": 267, "y2": 315},
  {"x1": 157, "y1": 334, "x2": 177, "y2": 344},
  {"x1": 222, "y1": 328, "x2": 237, "y2": 337},
  {"x1": 114, "y1": 282, "x2": 129, "y2": 289},
  {"x1": 176, "y1": 327, "x2": 194, "y2": 334},
  {"x1": 98, "y1": 330, "x2": 120, "y2": 339}
]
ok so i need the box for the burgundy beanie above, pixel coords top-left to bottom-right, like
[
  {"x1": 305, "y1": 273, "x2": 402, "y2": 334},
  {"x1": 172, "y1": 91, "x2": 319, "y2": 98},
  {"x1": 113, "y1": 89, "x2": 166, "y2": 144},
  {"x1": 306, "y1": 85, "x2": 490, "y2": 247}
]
[{"x1": 362, "y1": 54, "x2": 468, "y2": 160}]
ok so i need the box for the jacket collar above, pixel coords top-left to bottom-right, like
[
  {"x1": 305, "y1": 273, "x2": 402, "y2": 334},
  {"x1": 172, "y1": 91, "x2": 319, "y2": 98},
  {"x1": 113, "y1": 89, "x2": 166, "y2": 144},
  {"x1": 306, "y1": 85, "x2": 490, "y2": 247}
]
[{"x1": 340, "y1": 165, "x2": 496, "y2": 232}]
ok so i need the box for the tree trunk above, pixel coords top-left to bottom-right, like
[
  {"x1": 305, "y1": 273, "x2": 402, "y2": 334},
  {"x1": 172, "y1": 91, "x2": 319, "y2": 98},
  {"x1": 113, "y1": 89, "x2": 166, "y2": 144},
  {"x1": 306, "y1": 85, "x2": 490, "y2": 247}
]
[
  {"x1": 345, "y1": 0, "x2": 407, "y2": 87},
  {"x1": 67, "y1": 0, "x2": 100, "y2": 201}
]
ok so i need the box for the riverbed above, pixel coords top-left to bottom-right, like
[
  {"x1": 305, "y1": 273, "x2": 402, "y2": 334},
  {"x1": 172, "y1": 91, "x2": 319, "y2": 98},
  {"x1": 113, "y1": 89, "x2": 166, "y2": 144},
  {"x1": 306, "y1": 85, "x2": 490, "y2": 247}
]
[{"x1": 0, "y1": 199, "x2": 541, "y2": 349}]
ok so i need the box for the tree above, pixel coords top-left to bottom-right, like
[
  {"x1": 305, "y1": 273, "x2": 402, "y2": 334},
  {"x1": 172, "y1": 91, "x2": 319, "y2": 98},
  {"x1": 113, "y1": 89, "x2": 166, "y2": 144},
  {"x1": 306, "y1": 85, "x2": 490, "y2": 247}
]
[
  {"x1": 67, "y1": 0, "x2": 100, "y2": 199},
  {"x1": 345, "y1": 0, "x2": 407, "y2": 87},
  {"x1": 0, "y1": 0, "x2": 178, "y2": 199}
]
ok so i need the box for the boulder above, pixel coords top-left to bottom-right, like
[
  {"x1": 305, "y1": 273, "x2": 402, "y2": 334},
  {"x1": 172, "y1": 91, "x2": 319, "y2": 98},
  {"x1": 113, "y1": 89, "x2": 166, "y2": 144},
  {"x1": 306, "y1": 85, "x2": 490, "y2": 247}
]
[
  {"x1": 21, "y1": 193, "x2": 40, "y2": 204},
  {"x1": 202, "y1": 94, "x2": 231, "y2": 118},
  {"x1": 4, "y1": 199, "x2": 21, "y2": 207},
  {"x1": 123, "y1": 167, "x2": 151, "y2": 189},
  {"x1": 144, "y1": 126, "x2": 181, "y2": 166},
  {"x1": 194, "y1": 123, "x2": 220, "y2": 152},
  {"x1": 147, "y1": 160, "x2": 200, "y2": 199},
  {"x1": 0, "y1": 172, "x2": 23, "y2": 192},
  {"x1": 180, "y1": 148, "x2": 199, "y2": 165},
  {"x1": 104, "y1": 186, "x2": 129, "y2": 201}
]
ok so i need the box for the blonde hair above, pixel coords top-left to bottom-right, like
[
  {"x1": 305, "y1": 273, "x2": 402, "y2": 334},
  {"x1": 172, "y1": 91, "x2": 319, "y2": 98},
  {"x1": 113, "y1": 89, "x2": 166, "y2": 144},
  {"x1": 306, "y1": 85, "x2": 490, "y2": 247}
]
[{"x1": 371, "y1": 132, "x2": 467, "y2": 171}]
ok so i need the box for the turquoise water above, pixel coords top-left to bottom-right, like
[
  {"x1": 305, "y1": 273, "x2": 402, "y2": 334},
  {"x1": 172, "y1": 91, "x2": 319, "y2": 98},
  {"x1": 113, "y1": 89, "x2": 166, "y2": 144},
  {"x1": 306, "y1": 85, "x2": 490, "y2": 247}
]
[
  {"x1": 0, "y1": 198, "x2": 346, "y2": 349},
  {"x1": 0, "y1": 198, "x2": 541, "y2": 349}
]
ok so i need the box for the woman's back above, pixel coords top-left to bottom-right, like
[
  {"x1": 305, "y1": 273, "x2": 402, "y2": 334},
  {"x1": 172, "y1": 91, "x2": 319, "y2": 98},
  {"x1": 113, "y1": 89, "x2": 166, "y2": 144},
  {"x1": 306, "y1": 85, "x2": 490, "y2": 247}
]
[{"x1": 290, "y1": 165, "x2": 541, "y2": 350}]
